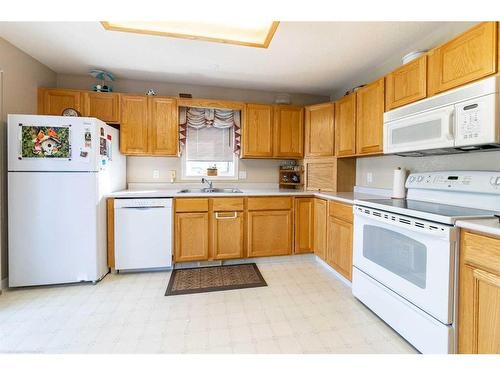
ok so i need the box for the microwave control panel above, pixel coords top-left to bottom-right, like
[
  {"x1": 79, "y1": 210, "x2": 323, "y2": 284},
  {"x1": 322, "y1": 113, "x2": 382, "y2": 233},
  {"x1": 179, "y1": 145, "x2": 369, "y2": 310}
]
[{"x1": 455, "y1": 94, "x2": 497, "y2": 146}]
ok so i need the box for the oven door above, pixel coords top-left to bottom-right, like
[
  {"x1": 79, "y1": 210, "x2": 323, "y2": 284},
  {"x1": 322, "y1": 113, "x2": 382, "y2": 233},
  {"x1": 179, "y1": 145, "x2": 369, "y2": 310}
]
[
  {"x1": 384, "y1": 105, "x2": 455, "y2": 154},
  {"x1": 353, "y1": 206, "x2": 458, "y2": 324}
]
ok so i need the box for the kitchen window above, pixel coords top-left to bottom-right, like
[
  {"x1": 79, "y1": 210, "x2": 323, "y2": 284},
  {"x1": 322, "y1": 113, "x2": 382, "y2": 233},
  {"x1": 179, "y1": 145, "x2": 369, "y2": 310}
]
[{"x1": 180, "y1": 107, "x2": 240, "y2": 180}]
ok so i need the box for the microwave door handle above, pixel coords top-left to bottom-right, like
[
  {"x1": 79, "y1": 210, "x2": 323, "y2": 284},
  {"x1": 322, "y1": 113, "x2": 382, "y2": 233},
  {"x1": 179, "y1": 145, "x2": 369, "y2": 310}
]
[{"x1": 444, "y1": 109, "x2": 455, "y2": 141}]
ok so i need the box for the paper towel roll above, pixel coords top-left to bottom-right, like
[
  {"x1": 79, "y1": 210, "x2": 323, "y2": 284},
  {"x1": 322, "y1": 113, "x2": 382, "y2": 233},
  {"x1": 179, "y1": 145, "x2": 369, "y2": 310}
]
[{"x1": 392, "y1": 167, "x2": 407, "y2": 199}]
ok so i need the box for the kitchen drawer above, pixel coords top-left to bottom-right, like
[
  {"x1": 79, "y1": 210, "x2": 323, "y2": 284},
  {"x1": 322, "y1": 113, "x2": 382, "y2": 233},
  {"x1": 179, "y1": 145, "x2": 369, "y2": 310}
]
[
  {"x1": 175, "y1": 198, "x2": 209, "y2": 212},
  {"x1": 247, "y1": 197, "x2": 293, "y2": 211},
  {"x1": 328, "y1": 201, "x2": 353, "y2": 223},
  {"x1": 212, "y1": 197, "x2": 244, "y2": 212},
  {"x1": 461, "y1": 230, "x2": 500, "y2": 275}
]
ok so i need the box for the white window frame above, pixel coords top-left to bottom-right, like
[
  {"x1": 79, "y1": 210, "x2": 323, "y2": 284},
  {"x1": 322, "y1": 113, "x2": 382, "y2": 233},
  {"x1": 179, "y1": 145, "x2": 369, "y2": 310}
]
[{"x1": 180, "y1": 147, "x2": 239, "y2": 181}]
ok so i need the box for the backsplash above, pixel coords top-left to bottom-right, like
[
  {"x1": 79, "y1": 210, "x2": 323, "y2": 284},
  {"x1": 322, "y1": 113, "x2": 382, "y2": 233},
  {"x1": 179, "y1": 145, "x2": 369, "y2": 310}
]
[
  {"x1": 356, "y1": 151, "x2": 500, "y2": 189},
  {"x1": 127, "y1": 157, "x2": 288, "y2": 185}
]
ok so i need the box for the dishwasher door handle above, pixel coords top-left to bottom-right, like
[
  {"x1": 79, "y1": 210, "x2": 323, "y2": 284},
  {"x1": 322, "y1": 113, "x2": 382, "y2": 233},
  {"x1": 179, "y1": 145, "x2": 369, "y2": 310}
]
[{"x1": 117, "y1": 206, "x2": 166, "y2": 210}]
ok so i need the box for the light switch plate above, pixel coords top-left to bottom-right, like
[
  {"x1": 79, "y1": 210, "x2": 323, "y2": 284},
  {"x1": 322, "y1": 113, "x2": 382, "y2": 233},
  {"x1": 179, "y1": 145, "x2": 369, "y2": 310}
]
[
  {"x1": 152, "y1": 169, "x2": 160, "y2": 179},
  {"x1": 238, "y1": 171, "x2": 247, "y2": 179}
]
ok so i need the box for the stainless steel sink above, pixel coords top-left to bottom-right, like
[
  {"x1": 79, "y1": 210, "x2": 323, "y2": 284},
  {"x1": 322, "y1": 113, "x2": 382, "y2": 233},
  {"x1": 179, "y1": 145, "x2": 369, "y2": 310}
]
[{"x1": 177, "y1": 188, "x2": 243, "y2": 194}]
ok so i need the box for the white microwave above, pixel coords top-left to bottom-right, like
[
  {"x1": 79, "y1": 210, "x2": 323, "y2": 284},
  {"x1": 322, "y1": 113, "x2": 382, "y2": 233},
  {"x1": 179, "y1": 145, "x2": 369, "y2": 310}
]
[{"x1": 384, "y1": 76, "x2": 500, "y2": 156}]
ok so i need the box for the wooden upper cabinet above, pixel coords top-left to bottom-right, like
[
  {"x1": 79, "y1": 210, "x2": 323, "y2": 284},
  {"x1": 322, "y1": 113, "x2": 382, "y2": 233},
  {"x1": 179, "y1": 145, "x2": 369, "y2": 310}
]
[
  {"x1": 148, "y1": 97, "x2": 178, "y2": 156},
  {"x1": 356, "y1": 78, "x2": 385, "y2": 155},
  {"x1": 334, "y1": 94, "x2": 356, "y2": 157},
  {"x1": 459, "y1": 230, "x2": 500, "y2": 354},
  {"x1": 273, "y1": 105, "x2": 304, "y2": 158},
  {"x1": 38, "y1": 88, "x2": 83, "y2": 116},
  {"x1": 294, "y1": 198, "x2": 314, "y2": 254},
  {"x1": 428, "y1": 22, "x2": 497, "y2": 96},
  {"x1": 120, "y1": 95, "x2": 149, "y2": 155},
  {"x1": 305, "y1": 102, "x2": 335, "y2": 157},
  {"x1": 385, "y1": 55, "x2": 427, "y2": 111},
  {"x1": 242, "y1": 103, "x2": 274, "y2": 158},
  {"x1": 82, "y1": 92, "x2": 120, "y2": 123}
]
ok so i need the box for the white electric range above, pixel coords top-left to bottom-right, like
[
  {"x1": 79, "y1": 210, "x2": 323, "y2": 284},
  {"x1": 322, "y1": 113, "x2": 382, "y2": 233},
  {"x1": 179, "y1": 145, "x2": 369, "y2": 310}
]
[{"x1": 352, "y1": 171, "x2": 500, "y2": 354}]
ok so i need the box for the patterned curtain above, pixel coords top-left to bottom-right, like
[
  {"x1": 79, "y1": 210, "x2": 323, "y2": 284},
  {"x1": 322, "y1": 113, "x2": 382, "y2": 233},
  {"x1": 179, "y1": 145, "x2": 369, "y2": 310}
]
[{"x1": 179, "y1": 107, "x2": 241, "y2": 156}]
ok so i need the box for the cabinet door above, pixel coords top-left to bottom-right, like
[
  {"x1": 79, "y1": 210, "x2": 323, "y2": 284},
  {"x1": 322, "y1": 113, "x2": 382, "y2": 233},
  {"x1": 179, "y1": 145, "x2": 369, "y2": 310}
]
[
  {"x1": 326, "y1": 216, "x2": 353, "y2": 280},
  {"x1": 148, "y1": 97, "x2": 178, "y2": 156},
  {"x1": 334, "y1": 94, "x2": 356, "y2": 156},
  {"x1": 212, "y1": 211, "x2": 244, "y2": 260},
  {"x1": 120, "y1": 95, "x2": 149, "y2": 155},
  {"x1": 459, "y1": 230, "x2": 500, "y2": 354},
  {"x1": 305, "y1": 159, "x2": 337, "y2": 192},
  {"x1": 242, "y1": 104, "x2": 274, "y2": 157},
  {"x1": 313, "y1": 198, "x2": 327, "y2": 260},
  {"x1": 428, "y1": 22, "x2": 497, "y2": 96},
  {"x1": 356, "y1": 78, "x2": 384, "y2": 155},
  {"x1": 385, "y1": 55, "x2": 427, "y2": 110},
  {"x1": 294, "y1": 198, "x2": 314, "y2": 254},
  {"x1": 38, "y1": 89, "x2": 83, "y2": 115},
  {"x1": 247, "y1": 210, "x2": 293, "y2": 257},
  {"x1": 273, "y1": 105, "x2": 304, "y2": 158},
  {"x1": 175, "y1": 212, "x2": 209, "y2": 262},
  {"x1": 83, "y1": 92, "x2": 120, "y2": 123},
  {"x1": 305, "y1": 103, "x2": 334, "y2": 157}
]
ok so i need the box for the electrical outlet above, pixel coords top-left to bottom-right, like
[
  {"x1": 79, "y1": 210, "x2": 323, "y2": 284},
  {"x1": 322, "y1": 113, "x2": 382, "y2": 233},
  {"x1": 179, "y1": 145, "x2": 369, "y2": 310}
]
[
  {"x1": 238, "y1": 171, "x2": 247, "y2": 179},
  {"x1": 152, "y1": 169, "x2": 160, "y2": 179},
  {"x1": 169, "y1": 170, "x2": 176, "y2": 183},
  {"x1": 367, "y1": 172, "x2": 373, "y2": 184}
]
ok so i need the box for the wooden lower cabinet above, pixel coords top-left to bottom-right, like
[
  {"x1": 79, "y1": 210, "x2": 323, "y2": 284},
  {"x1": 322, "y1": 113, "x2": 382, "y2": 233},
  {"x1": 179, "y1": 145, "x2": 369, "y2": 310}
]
[
  {"x1": 247, "y1": 209, "x2": 293, "y2": 257},
  {"x1": 212, "y1": 211, "x2": 244, "y2": 260},
  {"x1": 174, "y1": 212, "x2": 209, "y2": 262},
  {"x1": 459, "y1": 230, "x2": 500, "y2": 354},
  {"x1": 313, "y1": 198, "x2": 327, "y2": 260},
  {"x1": 294, "y1": 197, "x2": 314, "y2": 254},
  {"x1": 326, "y1": 202, "x2": 353, "y2": 281}
]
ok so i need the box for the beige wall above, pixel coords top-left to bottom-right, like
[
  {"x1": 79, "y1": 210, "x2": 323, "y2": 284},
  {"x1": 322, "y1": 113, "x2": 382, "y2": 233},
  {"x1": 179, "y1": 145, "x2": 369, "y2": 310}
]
[
  {"x1": 330, "y1": 22, "x2": 477, "y2": 100},
  {"x1": 127, "y1": 157, "x2": 287, "y2": 185},
  {"x1": 0, "y1": 37, "x2": 57, "y2": 283},
  {"x1": 356, "y1": 152, "x2": 500, "y2": 189},
  {"x1": 57, "y1": 74, "x2": 328, "y2": 105}
]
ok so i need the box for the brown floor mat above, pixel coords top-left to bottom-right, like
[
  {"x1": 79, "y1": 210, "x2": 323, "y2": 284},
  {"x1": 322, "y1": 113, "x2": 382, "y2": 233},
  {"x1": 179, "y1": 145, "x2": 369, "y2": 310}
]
[{"x1": 165, "y1": 263, "x2": 267, "y2": 296}]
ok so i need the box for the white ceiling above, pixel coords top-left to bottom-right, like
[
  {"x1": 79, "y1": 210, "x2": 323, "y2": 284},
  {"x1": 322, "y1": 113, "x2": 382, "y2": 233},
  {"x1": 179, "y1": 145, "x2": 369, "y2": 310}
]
[{"x1": 0, "y1": 22, "x2": 455, "y2": 96}]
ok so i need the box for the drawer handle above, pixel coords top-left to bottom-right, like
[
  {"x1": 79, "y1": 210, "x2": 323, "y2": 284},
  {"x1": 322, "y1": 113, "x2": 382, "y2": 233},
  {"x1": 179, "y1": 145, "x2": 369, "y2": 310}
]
[{"x1": 215, "y1": 212, "x2": 238, "y2": 219}]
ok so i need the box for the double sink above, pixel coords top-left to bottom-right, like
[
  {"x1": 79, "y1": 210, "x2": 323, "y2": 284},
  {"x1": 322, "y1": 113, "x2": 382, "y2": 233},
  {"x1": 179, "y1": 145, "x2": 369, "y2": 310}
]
[{"x1": 177, "y1": 188, "x2": 243, "y2": 194}]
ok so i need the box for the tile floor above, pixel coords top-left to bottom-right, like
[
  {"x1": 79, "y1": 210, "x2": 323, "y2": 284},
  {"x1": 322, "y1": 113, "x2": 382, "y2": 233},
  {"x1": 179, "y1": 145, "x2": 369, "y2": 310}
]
[{"x1": 0, "y1": 256, "x2": 418, "y2": 354}]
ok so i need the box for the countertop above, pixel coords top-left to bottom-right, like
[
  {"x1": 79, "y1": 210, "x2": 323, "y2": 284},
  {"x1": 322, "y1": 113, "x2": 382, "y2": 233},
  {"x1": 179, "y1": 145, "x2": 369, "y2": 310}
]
[
  {"x1": 108, "y1": 188, "x2": 385, "y2": 205},
  {"x1": 456, "y1": 217, "x2": 500, "y2": 237}
]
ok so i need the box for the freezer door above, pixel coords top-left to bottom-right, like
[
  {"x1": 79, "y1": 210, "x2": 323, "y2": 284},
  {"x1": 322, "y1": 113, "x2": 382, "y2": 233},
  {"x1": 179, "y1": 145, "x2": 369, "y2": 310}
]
[
  {"x1": 8, "y1": 114, "x2": 102, "y2": 172},
  {"x1": 8, "y1": 172, "x2": 102, "y2": 287}
]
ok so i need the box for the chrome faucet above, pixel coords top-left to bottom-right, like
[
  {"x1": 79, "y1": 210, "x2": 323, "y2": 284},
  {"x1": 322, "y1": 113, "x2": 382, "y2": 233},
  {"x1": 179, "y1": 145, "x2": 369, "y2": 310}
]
[{"x1": 201, "y1": 177, "x2": 213, "y2": 191}]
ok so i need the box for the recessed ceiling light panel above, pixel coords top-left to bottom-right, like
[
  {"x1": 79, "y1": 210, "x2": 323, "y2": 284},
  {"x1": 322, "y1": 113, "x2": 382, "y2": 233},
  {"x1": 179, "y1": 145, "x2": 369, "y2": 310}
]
[{"x1": 101, "y1": 21, "x2": 279, "y2": 48}]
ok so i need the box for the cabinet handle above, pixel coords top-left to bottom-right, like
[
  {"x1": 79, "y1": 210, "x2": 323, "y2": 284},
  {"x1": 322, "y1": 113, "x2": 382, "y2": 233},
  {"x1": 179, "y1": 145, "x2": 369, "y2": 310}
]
[{"x1": 215, "y1": 212, "x2": 238, "y2": 219}]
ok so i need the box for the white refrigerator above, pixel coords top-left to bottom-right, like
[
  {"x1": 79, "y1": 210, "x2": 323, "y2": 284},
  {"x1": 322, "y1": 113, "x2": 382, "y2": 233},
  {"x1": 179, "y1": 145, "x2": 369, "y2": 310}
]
[{"x1": 8, "y1": 114, "x2": 126, "y2": 287}]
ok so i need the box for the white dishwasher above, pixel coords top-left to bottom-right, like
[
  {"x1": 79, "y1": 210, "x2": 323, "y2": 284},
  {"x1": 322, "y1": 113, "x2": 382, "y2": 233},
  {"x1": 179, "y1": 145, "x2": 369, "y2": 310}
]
[{"x1": 114, "y1": 198, "x2": 173, "y2": 271}]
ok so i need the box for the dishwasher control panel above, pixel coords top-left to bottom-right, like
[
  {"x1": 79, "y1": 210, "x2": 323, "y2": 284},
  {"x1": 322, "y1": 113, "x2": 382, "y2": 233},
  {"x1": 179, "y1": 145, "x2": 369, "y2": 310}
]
[{"x1": 114, "y1": 198, "x2": 173, "y2": 208}]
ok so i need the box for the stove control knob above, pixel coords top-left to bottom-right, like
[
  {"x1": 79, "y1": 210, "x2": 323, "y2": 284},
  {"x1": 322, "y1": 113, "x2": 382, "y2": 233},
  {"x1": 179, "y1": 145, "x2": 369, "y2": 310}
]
[
  {"x1": 409, "y1": 176, "x2": 416, "y2": 183},
  {"x1": 417, "y1": 176, "x2": 424, "y2": 182},
  {"x1": 496, "y1": 177, "x2": 500, "y2": 185}
]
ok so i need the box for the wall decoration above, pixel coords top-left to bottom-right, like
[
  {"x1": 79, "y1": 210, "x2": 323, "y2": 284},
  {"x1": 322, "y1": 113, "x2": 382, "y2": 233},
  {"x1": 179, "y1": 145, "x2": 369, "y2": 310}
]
[{"x1": 21, "y1": 125, "x2": 70, "y2": 158}]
